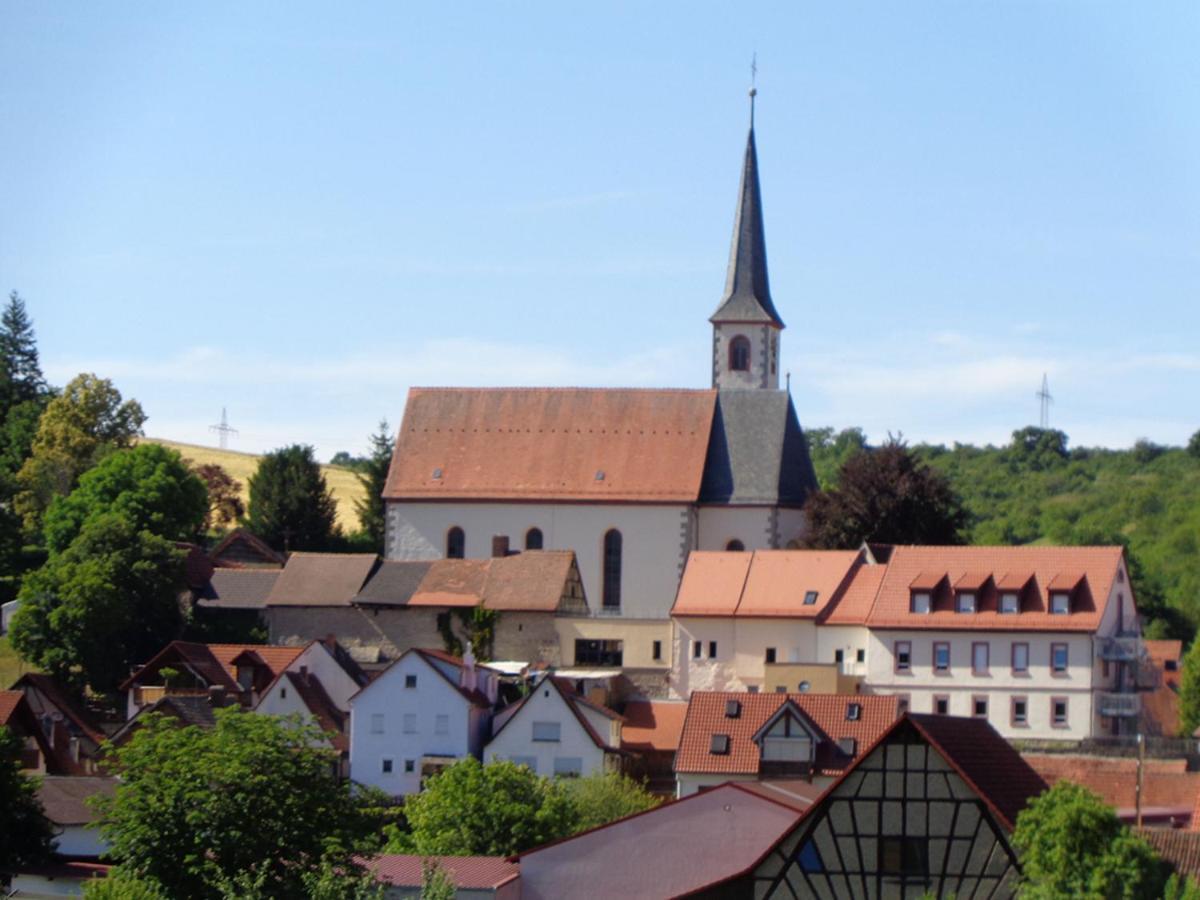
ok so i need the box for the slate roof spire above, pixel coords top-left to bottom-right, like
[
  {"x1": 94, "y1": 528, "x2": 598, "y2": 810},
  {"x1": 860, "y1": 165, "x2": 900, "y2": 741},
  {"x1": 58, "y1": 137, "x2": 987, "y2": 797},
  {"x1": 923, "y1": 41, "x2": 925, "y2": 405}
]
[{"x1": 709, "y1": 88, "x2": 785, "y2": 329}]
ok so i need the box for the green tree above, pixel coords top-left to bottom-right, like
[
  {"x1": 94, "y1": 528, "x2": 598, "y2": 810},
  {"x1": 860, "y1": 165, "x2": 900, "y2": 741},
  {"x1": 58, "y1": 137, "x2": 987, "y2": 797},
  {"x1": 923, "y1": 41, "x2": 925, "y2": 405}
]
[
  {"x1": 81, "y1": 869, "x2": 172, "y2": 899},
  {"x1": 43, "y1": 444, "x2": 208, "y2": 555},
  {"x1": 0, "y1": 291, "x2": 47, "y2": 418},
  {"x1": 10, "y1": 514, "x2": 187, "y2": 693},
  {"x1": 391, "y1": 758, "x2": 577, "y2": 856},
  {"x1": 244, "y1": 444, "x2": 339, "y2": 552},
  {"x1": 1188, "y1": 430, "x2": 1200, "y2": 460},
  {"x1": 0, "y1": 724, "x2": 55, "y2": 877},
  {"x1": 805, "y1": 426, "x2": 868, "y2": 489},
  {"x1": 1011, "y1": 781, "x2": 1166, "y2": 899},
  {"x1": 93, "y1": 709, "x2": 384, "y2": 899},
  {"x1": 801, "y1": 440, "x2": 969, "y2": 549},
  {"x1": 191, "y1": 463, "x2": 244, "y2": 534},
  {"x1": 354, "y1": 420, "x2": 393, "y2": 551},
  {"x1": 1164, "y1": 873, "x2": 1200, "y2": 900},
  {"x1": 14, "y1": 373, "x2": 145, "y2": 530},
  {"x1": 1179, "y1": 638, "x2": 1200, "y2": 737},
  {"x1": 1008, "y1": 427, "x2": 1070, "y2": 472},
  {"x1": 420, "y1": 860, "x2": 456, "y2": 900},
  {"x1": 562, "y1": 770, "x2": 660, "y2": 832}
]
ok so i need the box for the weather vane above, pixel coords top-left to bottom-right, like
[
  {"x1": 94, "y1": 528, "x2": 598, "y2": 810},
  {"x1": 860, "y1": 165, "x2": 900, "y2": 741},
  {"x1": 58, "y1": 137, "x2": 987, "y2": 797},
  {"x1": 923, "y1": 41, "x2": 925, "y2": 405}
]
[{"x1": 750, "y1": 52, "x2": 758, "y2": 126}]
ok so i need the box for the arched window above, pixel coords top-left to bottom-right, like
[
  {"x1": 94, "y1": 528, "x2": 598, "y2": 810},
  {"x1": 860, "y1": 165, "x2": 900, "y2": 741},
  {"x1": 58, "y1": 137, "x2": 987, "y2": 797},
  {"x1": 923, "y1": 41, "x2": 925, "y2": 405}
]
[
  {"x1": 726, "y1": 539, "x2": 745, "y2": 552},
  {"x1": 525, "y1": 527, "x2": 544, "y2": 550},
  {"x1": 602, "y1": 529, "x2": 622, "y2": 610},
  {"x1": 729, "y1": 336, "x2": 751, "y2": 372},
  {"x1": 446, "y1": 526, "x2": 465, "y2": 559}
]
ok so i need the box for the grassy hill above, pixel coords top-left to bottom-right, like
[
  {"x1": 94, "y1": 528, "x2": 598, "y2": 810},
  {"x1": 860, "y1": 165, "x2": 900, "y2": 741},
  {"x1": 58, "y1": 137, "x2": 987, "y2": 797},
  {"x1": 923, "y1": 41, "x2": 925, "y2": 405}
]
[{"x1": 142, "y1": 438, "x2": 367, "y2": 533}]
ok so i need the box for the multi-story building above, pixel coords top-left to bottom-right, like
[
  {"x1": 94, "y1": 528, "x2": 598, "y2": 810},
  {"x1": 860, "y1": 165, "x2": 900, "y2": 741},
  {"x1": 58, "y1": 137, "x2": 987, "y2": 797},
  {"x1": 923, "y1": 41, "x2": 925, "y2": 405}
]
[{"x1": 671, "y1": 544, "x2": 1141, "y2": 741}]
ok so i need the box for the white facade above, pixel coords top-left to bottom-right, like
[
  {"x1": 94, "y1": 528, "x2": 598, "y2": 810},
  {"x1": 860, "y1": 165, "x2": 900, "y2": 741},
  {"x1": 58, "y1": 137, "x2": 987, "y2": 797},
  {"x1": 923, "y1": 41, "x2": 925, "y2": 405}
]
[
  {"x1": 485, "y1": 680, "x2": 619, "y2": 778},
  {"x1": 712, "y1": 323, "x2": 780, "y2": 391},
  {"x1": 349, "y1": 652, "x2": 497, "y2": 796}
]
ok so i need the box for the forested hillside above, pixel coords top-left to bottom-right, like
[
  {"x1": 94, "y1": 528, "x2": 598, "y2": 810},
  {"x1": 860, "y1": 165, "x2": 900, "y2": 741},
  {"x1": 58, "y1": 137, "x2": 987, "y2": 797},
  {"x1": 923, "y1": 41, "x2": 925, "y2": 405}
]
[{"x1": 806, "y1": 427, "x2": 1200, "y2": 639}]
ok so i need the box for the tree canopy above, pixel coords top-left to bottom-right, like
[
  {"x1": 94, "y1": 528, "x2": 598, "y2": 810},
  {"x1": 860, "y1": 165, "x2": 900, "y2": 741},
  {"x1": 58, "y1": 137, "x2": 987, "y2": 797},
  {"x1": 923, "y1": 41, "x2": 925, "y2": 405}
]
[
  {"x1": 192, "y1": 462, "x2": 245, "y2": 534},
  {"x1": 0, "y1": 291, "x2": 46, "y2": 418},
  {"x1": 1011, "y1": 780, "x2": 1165, "y2": 899},
  {"x1": 801, "y1": 439, "x2": 968, "y2": 549},
  {"x1": 42, "y1": 443, "x2": 208, "y2": 555},
  {"x1": 244, "y1": 444, "x2": 339, "y2": 552},
  {"x1": 561, "y1": 770, "x2": 660, "y2": 832},
  {"x1": 94, "y1": 709, "x2": 385, "y2": 899},
  {"x1": 1179, "y1": 637, "x2": 1200, "y2": 737},
  {"x1": 11, "y1": 514, "x2": 187, "y2": 693},
  {"x1": 0, "y1": 724, "x2": 55, "y2": 877},
  {"x1": 354, "y1": 420, "x2": 393, "y2": 552}
]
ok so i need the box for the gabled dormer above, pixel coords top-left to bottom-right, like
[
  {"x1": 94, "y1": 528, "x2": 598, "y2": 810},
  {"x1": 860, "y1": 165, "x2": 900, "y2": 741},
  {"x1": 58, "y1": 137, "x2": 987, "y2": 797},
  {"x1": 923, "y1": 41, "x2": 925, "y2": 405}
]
[{"x1": 752, "y1": 700, "x2": 819, "y2": 775}]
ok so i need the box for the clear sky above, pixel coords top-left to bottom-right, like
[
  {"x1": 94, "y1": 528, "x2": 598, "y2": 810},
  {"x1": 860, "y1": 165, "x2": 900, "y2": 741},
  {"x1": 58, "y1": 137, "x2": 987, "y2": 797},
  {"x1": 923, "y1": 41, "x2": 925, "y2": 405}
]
[{"x1": 2, "y1": 2, "x2": 1197, "y2": 458}]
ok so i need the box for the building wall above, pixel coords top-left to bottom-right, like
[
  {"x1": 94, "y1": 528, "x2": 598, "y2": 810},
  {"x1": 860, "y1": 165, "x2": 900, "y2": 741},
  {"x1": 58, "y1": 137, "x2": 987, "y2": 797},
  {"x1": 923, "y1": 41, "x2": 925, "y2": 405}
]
[
  {"x1": 493, "y1": 613, "x2": 563, "y2": 665},
  {"x1": 52, "y1": 823, "x2": 107, "y2": 859},
  {"x1": 670, "y1": 617, "x2": 826, "y2": 697},
  {"x1": 696, "y1": 507, "x2": 777, "y2": 551},
  {"x1": 484, "y1": 685, "x2": 607, "y2": 778},
  {"x1": 291, "y1": 642, "x2": 360, "y2": 710},
  {"x1": 866, "y1": 629, "x2": 1096, "y2": 740},
  {"x1": 676, "y1": 770, "x2": 839, "y2": 798},
  {"x1": 349, "y1": 654, "x2": 480, "y2": 796},
  {"x1": 555, "y1": 617, "x2": 672, "y2": 671},
  {"x1": 386, "y1": 502, "x2": 692, "y2": 620},
  {"x1": 712, "y1": 324, "x2": 778, "y2": 390}
]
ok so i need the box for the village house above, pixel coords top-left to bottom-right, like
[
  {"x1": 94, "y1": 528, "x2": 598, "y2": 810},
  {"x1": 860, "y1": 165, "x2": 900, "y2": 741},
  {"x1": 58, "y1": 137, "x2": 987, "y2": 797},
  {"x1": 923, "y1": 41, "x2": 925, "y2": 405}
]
[
  {"x1": 0, "y1": 689, "x2": 60, "y2": 774},
  {"x1": 10, "y1": 673, "x2": 107, "y2": 775},
  {"x1": 366, "y1": 856, "x2": 520, "y2": 900},
  {"x1": 348, "y1": 647, "x2": 499, "y2": 796},
  {"x1": 485, "y1": 675, "x2": 624, "y2": 778}
]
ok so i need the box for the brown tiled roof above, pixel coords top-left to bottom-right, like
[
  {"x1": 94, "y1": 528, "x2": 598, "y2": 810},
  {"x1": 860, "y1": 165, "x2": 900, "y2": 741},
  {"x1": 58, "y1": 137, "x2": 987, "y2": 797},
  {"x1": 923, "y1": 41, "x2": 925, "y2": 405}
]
[
  {"x1": 265, "y1": 553, "x2": 378, "y2": 607},
  {"x1": 122, "y1": 641, "x2": 304, "y2": 692},
  {"x1": 675, "y1": 692, "x2": 900, "y2": 776},
  {"x1": 671, "y1": 552, "x2": 752, "y2": 616},
  {"x1": 13, "y1": 673, "x2": 106, "y2": 745},
  {"x1": 280, "y1": 670, "x2": 348, "y2": 752},
  {"x1": 0, "y1": 690, "x2": 23, "y2": 725},
  {"x1": 366, "y1": 855, "x2": 519, "y2": 890},
  {"x1": 36, "y1": 776, "x2": 118, "y2": 826},
  {"x1": 865, "y1": 545, "x2": 1125, "y2": 631},
  {"x1": 403, "y1": 552, "x2": 579, "y2": 613},
  {"x1": 621, "y1": 700, "x2": 688, "y2": 753},
  {"x1": 209, "y1": 644, "x2": 304, "y2": 678},
  {"x1": 819, "y1": 563, "x2": 887, "y2": 626},
  {"x1": 1024, "y1": 754, "x2": 1198, "y2": 811},
  {"x1": 197, "y1": 568, "x2": 281, "y2": 609},
  {"x1": 1143, "y1": 640, "x2": 1183, "y2": 737},
  {"x1": 1138, "y1": 828, "x2": 1200, "y2": 880},
  {"x1": 209, "y1": 529, "x2": 286, "y2": 568},
  {"x1": 672, "y1": 550, "x2": 861, "y2": 618},
  {"x1": 407, "y1": 559, "x2": 489, "y2": 608},
  {"x1": 384, "y1": 387, "x2": 717, "y2": 502}
]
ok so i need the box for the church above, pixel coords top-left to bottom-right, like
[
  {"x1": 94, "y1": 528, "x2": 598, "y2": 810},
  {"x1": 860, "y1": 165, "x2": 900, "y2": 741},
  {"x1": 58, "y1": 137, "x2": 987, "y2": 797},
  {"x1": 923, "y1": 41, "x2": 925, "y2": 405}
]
[{"x1": 383, "y1": 104, "x2": 819, "y2": 674}]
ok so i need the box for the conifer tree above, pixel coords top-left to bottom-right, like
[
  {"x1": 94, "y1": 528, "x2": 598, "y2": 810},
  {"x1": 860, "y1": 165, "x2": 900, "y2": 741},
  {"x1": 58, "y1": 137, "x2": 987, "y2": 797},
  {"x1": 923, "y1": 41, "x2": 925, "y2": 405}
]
[
  {"x1": 354, "y1": 420, "x2": 393, "y2": 551},
  {"x1": 244, "y1": 444, "x2": 339, "y2": 552},
  {"x1": 0, "y1": 291, "x2": 46, "y2": 417}
]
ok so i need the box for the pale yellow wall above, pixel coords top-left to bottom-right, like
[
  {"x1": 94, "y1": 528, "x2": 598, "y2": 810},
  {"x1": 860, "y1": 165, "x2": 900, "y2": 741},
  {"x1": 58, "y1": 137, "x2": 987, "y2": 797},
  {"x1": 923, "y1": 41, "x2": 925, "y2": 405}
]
[{"x1": 554, "y1": 617, "x2": 672, "y2": 670}]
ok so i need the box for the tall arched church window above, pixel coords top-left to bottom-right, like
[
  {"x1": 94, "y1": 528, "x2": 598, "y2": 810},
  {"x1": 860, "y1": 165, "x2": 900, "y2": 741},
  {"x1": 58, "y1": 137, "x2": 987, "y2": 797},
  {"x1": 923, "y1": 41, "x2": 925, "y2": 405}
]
[
  {"x1": 525, "y1": 527, "x2": 544, "y2": 550},
  {"x1": 446, "y1": 526, "x2": 465, "y2": 559},
  {"x1": 726, "y1": 539, "x2": 745, "y2": 552},
  {"x1": 602, "y1": 529, "x2": 622, "y2": 610},
  {"x1": 729, "y1": 336, "x2": 751, "y2": 372}
]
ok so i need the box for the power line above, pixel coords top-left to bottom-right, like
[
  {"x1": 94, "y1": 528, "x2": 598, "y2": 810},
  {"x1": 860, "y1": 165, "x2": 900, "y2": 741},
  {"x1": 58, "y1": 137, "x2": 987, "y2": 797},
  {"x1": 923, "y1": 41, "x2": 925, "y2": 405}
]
[{"x1": 209, "y1": 407, "x2": 239, "y2": 450}]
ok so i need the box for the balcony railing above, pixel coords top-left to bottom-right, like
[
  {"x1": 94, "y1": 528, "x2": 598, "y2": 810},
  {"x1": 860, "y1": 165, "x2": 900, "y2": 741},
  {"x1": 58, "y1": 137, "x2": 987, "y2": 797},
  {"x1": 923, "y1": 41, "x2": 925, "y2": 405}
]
[
  {"x1": 1097, "y1": 636, "x2": 1141, "y2": 662},
  {"x1": 1097, "y1": 692, "x2": 1140, "y2": 717}
]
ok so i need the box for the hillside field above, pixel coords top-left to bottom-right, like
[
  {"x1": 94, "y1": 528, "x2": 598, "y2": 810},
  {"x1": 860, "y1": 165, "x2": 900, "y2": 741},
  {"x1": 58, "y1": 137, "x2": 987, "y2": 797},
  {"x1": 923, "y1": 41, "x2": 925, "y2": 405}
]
[{"x1": 142, "y1": 438, "x2": 367, "y2": 533}]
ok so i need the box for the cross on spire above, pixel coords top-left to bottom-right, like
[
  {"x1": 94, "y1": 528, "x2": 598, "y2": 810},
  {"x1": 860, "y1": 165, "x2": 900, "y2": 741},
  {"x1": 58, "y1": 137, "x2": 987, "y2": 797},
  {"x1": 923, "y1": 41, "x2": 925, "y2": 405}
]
[{"x1": 749, "y1": 53, "x2": 758, "y2": 127}]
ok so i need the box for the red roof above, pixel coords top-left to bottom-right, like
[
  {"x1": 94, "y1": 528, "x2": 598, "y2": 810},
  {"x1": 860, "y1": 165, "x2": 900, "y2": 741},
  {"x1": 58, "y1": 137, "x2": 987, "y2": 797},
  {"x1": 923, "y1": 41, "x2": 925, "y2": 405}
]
[
  {"x1": 384, "y1": 387, "x2": 717, "y2": 502},
  {"x1": 621, "y1": 700, "x2": 688, "y2": 753},
  {"x1": 1138, "y1": 829, "x2": 1200, "y2": 880},
  {"x1": 366, "y1": 855, "x2": 519, "y2": 890},
  {"x1": 121, "y1": 641, "x2": 304, "y2": 692},
  {"x1": 675, "y1": 692, "x2": 901, "y2": 776},
  {"x1": 1025, "y1": 753, "x2": 1198, "y2": 813},
  {"x1": 672, "y1": 550, "x2": 862, "y2": 618},
  {"x1": 1143, "y1": 640, "x2": 1183, "y2": 737},
  {"x1": 0, "y1": 690, "x2": 23, "y2": 725}
]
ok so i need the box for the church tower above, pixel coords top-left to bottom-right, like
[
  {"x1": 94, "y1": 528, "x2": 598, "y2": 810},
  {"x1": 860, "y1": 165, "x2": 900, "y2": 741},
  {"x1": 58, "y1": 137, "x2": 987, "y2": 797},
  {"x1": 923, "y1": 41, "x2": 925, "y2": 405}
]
[{"x1": 710, "y1": 90, "x2": 785, "y2": 391}]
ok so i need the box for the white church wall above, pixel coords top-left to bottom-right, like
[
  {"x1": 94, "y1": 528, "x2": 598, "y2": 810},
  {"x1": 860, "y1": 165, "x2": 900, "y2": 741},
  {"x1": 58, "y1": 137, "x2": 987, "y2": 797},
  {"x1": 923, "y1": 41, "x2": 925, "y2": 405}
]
[
  {"x1": 712, "y1": 324, "x2": 779, "y2": 390},
  {"x1": 387, "y1": 501, "x2": 691, "y2": 620},
  {"x1": 696, "y1": 506, "x2": 777, "y2": 551}
]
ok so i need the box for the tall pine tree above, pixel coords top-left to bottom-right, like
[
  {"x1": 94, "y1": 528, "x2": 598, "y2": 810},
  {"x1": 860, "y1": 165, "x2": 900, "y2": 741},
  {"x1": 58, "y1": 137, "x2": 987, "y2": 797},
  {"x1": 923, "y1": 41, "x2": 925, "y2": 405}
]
[
  {"x1": 354, "y1": 420, "x2": 393, "y2": 551},
  {"x1": 244, "y1": 444, "x2": 339, "y2": 552},
  {"x1": 0, "y1": 291, "x2": 46, "y2": 418}
]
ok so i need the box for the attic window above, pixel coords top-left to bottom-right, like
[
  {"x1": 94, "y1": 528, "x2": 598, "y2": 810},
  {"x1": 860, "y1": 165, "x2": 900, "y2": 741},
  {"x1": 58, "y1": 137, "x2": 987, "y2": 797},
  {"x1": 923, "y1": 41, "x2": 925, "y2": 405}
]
[
  {"x1": 1000, "y1": 592, "x2": 1020, "y2": 614},
  {"x1": 846, "y1": 703, "x2": 861, "y2": 721},
  {"x1": 432, "y1": 467, "x2": 443, "y2": 479},
  {"x1": 838, "y1": 737, "x2": 857, "y2": 756},
  {"x1": 725, "y1": 700, "x2": 741, "y2": 719},
  {"x1": 910, "y1": 592, "x2": 931, "y2": 614},
  {"x1": 594, "y1": 470, "x2": 605, "y2": 481},
  {"x1": 1050, "y1": 592, "x2": 1071, "y2": 615},
  {"x1": 710, "y1": 734, "x2": 731, "y2": 755},
  {"x1": 803, "y1": 591, "x2": 819, "y2": 606},
  {"x1": 956, "y1": 592, "x2": 976, "y2": 614},
  {"x1": 1166, "y1": 659, "x2": 1179, "y2": 672}
]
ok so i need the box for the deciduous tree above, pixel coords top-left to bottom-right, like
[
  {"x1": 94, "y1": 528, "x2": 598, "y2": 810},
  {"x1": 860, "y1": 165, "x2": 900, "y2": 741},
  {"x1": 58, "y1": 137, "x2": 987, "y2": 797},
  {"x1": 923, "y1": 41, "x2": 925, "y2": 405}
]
[
  {"x1": 562, "y1": 771, "x2": 659, "y2": 832},
  {"x1": 0, "y1": 724, "x2": 55, "y2": 877},
  {"x1": 354, "y1": 420, "x2": 393, "y2": 551},
  {"x1": 244, "y1": 444, "x2": 338, "y2": 552},
  {"x1": 1179, "y1": 638, "x2": 1200, "y2": 737},
  {"x1": 191, "y1": 463, "x2": 244, "y2": 534}
]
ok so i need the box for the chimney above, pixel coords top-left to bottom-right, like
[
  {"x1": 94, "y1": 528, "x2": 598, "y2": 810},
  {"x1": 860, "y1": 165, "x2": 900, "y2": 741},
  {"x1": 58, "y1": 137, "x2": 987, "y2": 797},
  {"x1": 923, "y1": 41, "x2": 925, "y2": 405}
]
[
  {"x1": 208, "y1": 685, "x2": 228, "y2": 708},
  {"x1": 491, "y1": 535, "x2": 510, "y2": 558},
  {"x1": 462, "y1": 641, "x2": 478, "y2": 693}
]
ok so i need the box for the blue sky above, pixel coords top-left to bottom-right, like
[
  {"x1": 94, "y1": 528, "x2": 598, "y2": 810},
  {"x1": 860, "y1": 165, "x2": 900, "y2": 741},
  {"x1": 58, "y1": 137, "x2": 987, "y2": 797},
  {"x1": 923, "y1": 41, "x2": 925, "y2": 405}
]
[{"x1": 2, "y1": 2, "x2": 1197, "y2": 458}]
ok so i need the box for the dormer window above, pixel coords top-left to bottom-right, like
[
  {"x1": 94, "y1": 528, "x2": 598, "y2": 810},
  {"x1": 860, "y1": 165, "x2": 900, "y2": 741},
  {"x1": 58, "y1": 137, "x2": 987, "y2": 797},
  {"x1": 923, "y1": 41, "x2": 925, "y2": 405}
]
[
  {"x1": 756, "y1": 705, "x2": 816, "y2": 767},
  {"x1": 910, "y1": 592, "x2": 931, "y2": 614},
  {"x1": 956, "y1": 593, "x2": 976, "y2": 614},
  {"x1": 729, "y1": 336, "x2": 751, "y2": 372},
  {"x1": 1050, "y1": 592, "x2": 1070, "y2": 615},
  {"x1": 1000, "y1": 592, "x2": 1020, "y2": 614}
]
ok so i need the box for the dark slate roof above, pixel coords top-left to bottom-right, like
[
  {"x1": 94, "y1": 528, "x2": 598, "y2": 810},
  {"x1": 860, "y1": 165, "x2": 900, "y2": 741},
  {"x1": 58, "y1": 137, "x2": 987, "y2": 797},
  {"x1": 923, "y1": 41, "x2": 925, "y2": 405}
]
[
  {"x1": 37, "y1": 776, "x2": 118, "y2": 826},
  {"x1": 698, "y1": 390, "x2": 818, "y2": 505},
  {"x1": 352, "y1": 560, "x2": 433, "y2": 606},
  {"x1": 709, "y1": 127, "x2": 784, "y2": 328},
  {"x1": 197, "y1": 569, "x2": 281, "y2": 609}
]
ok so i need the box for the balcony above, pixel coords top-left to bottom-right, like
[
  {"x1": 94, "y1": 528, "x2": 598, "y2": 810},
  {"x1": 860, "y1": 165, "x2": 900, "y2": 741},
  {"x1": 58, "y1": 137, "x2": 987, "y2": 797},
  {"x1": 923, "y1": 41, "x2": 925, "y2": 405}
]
[
  {"x1": 1097, "y1": 636, "x2": 1141, "y2": 662},
  {"x1": 1097, "y1": 692, "x2": 1140, "y2": 718}
]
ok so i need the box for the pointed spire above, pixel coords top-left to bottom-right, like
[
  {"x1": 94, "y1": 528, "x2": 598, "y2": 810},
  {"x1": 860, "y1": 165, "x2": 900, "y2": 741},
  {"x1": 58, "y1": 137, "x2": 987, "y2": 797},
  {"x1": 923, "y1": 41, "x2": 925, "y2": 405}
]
[{"x1": 709, "y1": 90, "x2": 785, "y2": 329}]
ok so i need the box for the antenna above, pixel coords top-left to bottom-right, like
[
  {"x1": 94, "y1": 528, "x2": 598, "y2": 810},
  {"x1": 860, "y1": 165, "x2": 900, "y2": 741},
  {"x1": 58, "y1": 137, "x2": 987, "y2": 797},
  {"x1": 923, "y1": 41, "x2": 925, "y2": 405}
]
[
  {"x1": 749, "y1": 53, "x2": 758, "y2": 127},
  {"x1": 209, "y1": 407, "x2": 239, "y2": 450},
  {"x1": 1036, "y1": 374, "x2": 1054, "y2": 429}
]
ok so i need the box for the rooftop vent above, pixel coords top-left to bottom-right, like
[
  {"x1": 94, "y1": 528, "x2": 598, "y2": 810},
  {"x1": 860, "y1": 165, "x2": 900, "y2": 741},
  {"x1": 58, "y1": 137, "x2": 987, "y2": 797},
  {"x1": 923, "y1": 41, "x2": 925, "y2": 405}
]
[
  {"x1": 846, "y1": 703, "x2": 862, "y2": 722},
  {"x1": 432, "y1": 467, "x2": 443, "y2": 479},
  {"x1": 725, "y1": 699, "x2": 741, "y2": 719},
  {"x1": 710, "y1": 734, "x2": 731, "y2": 755},
  {"x1": 594, "y1": 470, "x2": 605, "y2": 481}
]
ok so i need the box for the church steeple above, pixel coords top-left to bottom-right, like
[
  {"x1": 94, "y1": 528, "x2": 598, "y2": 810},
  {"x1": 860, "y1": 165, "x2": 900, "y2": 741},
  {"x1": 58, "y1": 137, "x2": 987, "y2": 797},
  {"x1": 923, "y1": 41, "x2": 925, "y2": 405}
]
[{"x1": 710, "y1": 90, "x2": 785, "y2": 390}]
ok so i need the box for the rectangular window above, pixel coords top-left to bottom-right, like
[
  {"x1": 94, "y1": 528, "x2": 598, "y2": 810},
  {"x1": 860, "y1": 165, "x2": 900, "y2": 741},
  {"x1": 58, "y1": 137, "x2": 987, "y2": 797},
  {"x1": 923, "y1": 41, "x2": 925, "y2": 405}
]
[
  {"x1": 835, "y1": 649, "x2": 844, "y2": 664},
  {"x1": 370, "y1": 713, "x2": 384, "y2": 734},
  {"x1": 1012, "y1": 696, "x2": 1028, "y2": 726},
  {"x1": 436, "y1": 612, "x2": 450, "y2": 631},
  {"x1": 972, "y1": 642, "x2": 990, "y2": 675},
  {"x1": 1051, "y1": 592, "x2": 1071, "y2": 615},
  {"x1": 895, "y1": 641, "x2": 912, "y2": 672},
  {"x1": 896, "y1": 695, "x2": 910, "y2": 714},
  {"x1": 957, "y1": 592, "x2": 976, "y2": 614},
  {"x1": 803, "y1": 591, "x2": 819, "y2": 605},
  {"x1": 1052, "y1": 643, "x2": 1069, "y2": 674},
  {"x1": 434, "y1": 714, "x2": 449, "y2": 735},
  {"x1": 404, "y1": 759, "x2": 415, "y2": 773},
  {"x1": 881, "y1": 837, "x2": 927, "y2": 878},
  {"x1": 765, "y1": 647, "x2": 777, "y2": 664},
  {"x1": 910, "y1": 592, "x2": 931, "y2": 614},
  {"x1": 1052, "y1": 697, "x2": 1069, "y2": 727},
  {"x1": 574, "y1": 639, "x2": 622, "y2": 667},
  {"x1": 972, "y1": 695, "x2": 988, "y2": 718},
  {"x1": 404, "y1": 674, "x2": 417, "y2": 689},
  {"x1": 693, "y1": 641, "x2": 702, "y2": 660},
  {"x1": 934, "y1": 695, "x2": 949, "y2": 715},
  {"x1": 381, "y1": 758, "x2": 393, "y2": 774},
  {"x1": 708, "y1": 641, "x2": 718, "y2": 659},
  {"x1": 1000, "y1": 592, "x2": 1020, "y2": 614},
  {"x1": 510, "y1": 756, "x2": 537, "y2": 772},
  {"x1": 553, "y1": 757, "x2": 583, "y2": 777},
  {"x1": 402, "y1": 714, "x2": 417, "y2": 734},
  {"x1": 532, "y1": 721, "x2": 561, "y2": 742},
  {"x1": 856, "y1": 648, "x2": 865, "y2": 663},
  {"x1": 652, "y1": 640, "x2": 662, "y2": 661},
  {"x1": 933, "y1": 642, "x2": 950, "y2": 672},
  {"x1": 1012, "y1": 642, "x2": 1029, "y2": 674}
]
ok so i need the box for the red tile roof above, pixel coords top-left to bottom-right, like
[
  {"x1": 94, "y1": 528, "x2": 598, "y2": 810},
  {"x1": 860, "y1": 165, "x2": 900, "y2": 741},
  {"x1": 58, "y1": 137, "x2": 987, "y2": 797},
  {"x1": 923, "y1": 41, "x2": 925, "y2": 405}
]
[
  {"x1": 121, "y1": 641, "x2": 304, "y2": 692},
  {"x1": 384, "y1": 387, "x2": 718, "y2": 502},
  {"x1": 265, "y1": 553, "x2": 378, "y2": 607},
  {"x1": 621, "y1": 700, "x2": 688, "y2": 753},
  {"x1": 1024, "y1": 753, "x2": 1198, "y2": 811},
  {"x1": 675, "y1": 692, "x2": 901, "y2": 776},
  {"x1": 1143, "y1": 640, "x2": 1183, "y2": 737},
  {"x1": 819, "y1": 563, "x2": 886, "y2": 626},
  {"x1": 366, "y1": 855, "x2": 519, "y2": 890},
  {"x1": 1137, "y1": 829, "x2": 1200, "y2": 880},
  {"x1": 0, "y1": 690, "x2": 23, "y2": 725},
  {"x1": 672, "y1": 550, "x2": 861, "y2": 618},
  {"x1": 13, "y1": 673, "x2": 106, "y2": 745}
]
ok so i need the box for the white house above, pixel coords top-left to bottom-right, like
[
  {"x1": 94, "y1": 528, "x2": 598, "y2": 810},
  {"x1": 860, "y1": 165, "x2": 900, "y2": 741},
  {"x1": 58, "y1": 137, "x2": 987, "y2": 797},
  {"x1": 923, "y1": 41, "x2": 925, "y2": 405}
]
[
  {"x1": 485, "y1": 675, "x2": 623, "y2": 778},
  {"x1": 348, "y1": 648, "x2": 498, "y2": 796}
]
